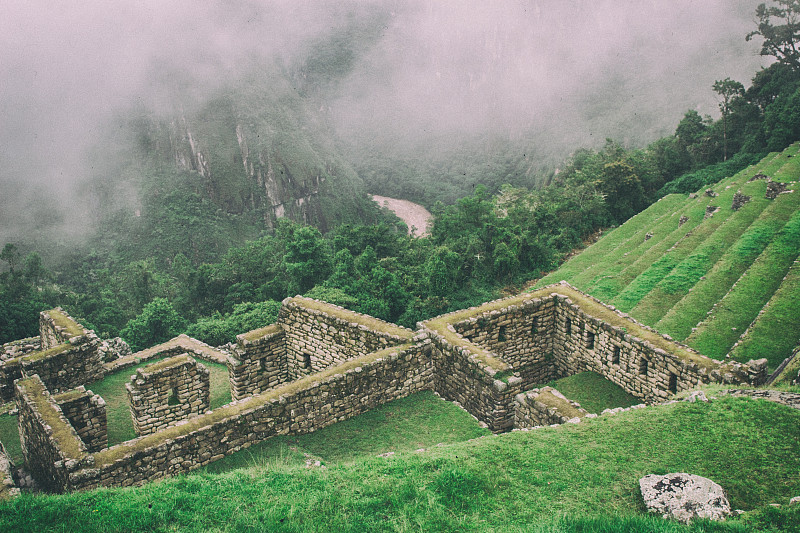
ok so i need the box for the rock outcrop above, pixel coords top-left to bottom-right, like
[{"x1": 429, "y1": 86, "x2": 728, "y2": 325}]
[{"x1": 640, "y1": 473, "x2": 731, "y2": 523}]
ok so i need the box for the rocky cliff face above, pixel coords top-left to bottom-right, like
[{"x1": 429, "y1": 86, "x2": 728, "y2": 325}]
[{"x1": 137, "y1": 72, "x2": 371, "y2": 232}]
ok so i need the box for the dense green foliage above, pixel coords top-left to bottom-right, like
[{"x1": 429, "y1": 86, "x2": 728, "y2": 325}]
[{"x1": 0, "y1": 395, "x2": 797, "y2": 531}]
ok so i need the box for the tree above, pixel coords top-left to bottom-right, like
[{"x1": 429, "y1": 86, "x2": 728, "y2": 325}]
[
  {"x1": 713, "y1": 78, "x2": 746, "y2": 160},
  {"x1": 283, "y1": 225, "x2": 332, "y2": 295},
  {"x1": 747, "y1": 1, "x2": 800, "y2": 71},
  {"x1": 0, "y1": 243, "x2": 20, "y2": 273},
  {"x1": 120, "y1": 297, "x2": 187, "y2": 351}
]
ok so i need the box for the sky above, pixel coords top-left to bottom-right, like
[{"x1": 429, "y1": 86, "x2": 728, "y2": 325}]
[{"x1": 0, "y1": 0, "x2": 770, "y2": 243}]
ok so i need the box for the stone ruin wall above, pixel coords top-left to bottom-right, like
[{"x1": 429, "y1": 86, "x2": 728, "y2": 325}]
[
  {"x1": 453, "y1": 296, "x2": 558, "y2": 389},
  {"x1": 229, "y1": 325, "x2": 287, "y2": 401},
  {"x1": 42, "y1": 343, "x2": 431, "y2": 491},
  {"x1": 5, "y1": 284, "x2": 771, "y2": 493},
  {"x1": 0, "y1": 309, "x2": 104, "y2": 404},
  {"x1": 514, "y1": 387, "x2": 590, "y2": 429},
  {"x1": 279, "y1": 297, "x2": 411, "y2": 380},
  {"x1": 15, "y1": 375, "x2": 87, "y2": 492},
  {"x1": 126, "y1": 355, "x2": 210, "y2": 436},
  {"x1": 1, "y1": 337, "x2": 41, "y2": 364},
  {"x1": 53, "y1": 387, "x2": 107, "y2": 453},
  {"x1": 422, "y1": 284, "x2": 768, "y2": 430}
]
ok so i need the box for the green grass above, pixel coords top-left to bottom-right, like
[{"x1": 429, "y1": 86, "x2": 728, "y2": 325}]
[
  {"x1": 629, "y1": 181, "x2": 771, "y2": 324},
  {"x1": 533, "y1": 194, "x2": 687, "y2": 289},
  {"x1": 770, "y1": 350, "x2": 800, "y2": 387},
  {"x1": 687, "y1": 208, "x2": 800, "y2": 360},
  {"x1": 0, "y1": 396, "x2": 797, "y2": 532},
  {"x1": 543, "y1": 372, "x2": 641, "y2": 414},
  {"x1": 730, "y1": 258, "x2": 800, "y2": 368},
  {"x1": 579, "y1": 197, "x2": 708, "y2": 293},
  {"x1": 609, "y1": 180, "x2": 759, "y2": 312},
  {"x1": 201, "y1": 390, "x2": 491, "y2": 474},
  {"x1": 85, "y1": 357, "x2": 232, "y2": 446},
  {"x1": 655, "y1": 186, "x2": 800, "y2": 342},
  {"x1": 0, "y1": 414, "x2": 21, "y2": 464},
  {"x1": 588, "y1": 199, "x2": 709, "y2": 302}
]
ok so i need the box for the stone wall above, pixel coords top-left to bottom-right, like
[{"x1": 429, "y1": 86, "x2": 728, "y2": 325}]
[
  {"x1": 126, "y1": 355, "x2": 210, "y2": 436},
  {"x1": 423, "y1": 324, "x2": 522, "y2": 433},
  {"x1": 550, "y1": 293, "x2": 766, "y2": 402},
  {"x1": 59, "y1": 343, "x2": 430, "y2": 491},
  {"x1": 229, "y1": 325, "x2": 287, "y2": 401},
  {"x1": 53, "y1": 387, "x2": 107, "y2": 452},
  {"x1": 422, "y1": 283, "x2": 769, "y2": 431},
  {"x1": 280, "y1": 297, "x2": 414, "y2": 380},
  {"x1": 15, "y1": 375, "x2": 88, "y2": 492},
  {"x1": 0, "y1": 440, "x2": 18, "y2": 500},
  {"x1": 514, "y1": 387, "x2": 589, "y2": 429},
  {"x1": 452, "y1": 296, "x2": 558, "y2": 388},
  {"x1": 0, "y1": 309, "x2": 104, "y2": 404},
  {"x1": 1, "y1": 337, "x2": 41, "y2": 364}
]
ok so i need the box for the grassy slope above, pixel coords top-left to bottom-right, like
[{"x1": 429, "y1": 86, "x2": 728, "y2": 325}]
[
  {"x1": 532, "y1": 194, "x2": 686, "y2": 289},
  {"x1": 608, "y1": 173, "x2": 754, "y2": 311},
  {"x1": 0, "y1": 395, "x2": 797, "y2": 532},
  {"x1": 532, "y1": 145, "x2": 800, "y2": 367},
  {"x1": 655, "y1": 181, "x2": 800, "y2": 341},
  {"x1": 0, "y1": 413, "x2": 21, "y2": 464},
  {"x1": 628, "y1": 180, "x2": 770, "y2": 325},
  {"x1": 728, "y1": 256, "x2": 800, "y2": 367},
  {"x1": 686, "y1": 209, "x2": 800, "y2": 360},
  {"x1": 581, "y1": 152, "x2": 782, "y2": 303}
]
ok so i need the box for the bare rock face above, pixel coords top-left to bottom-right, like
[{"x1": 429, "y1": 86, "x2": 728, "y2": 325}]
[
  {"x1": 640, "y1": 473, "x2": 731, "y2": 523},
  {"x1": 765, "y1": 180, "x2": 789, "y2": 199},
  {"x1": 731, "y1": 191, "x2": 751, "y2": 211}
]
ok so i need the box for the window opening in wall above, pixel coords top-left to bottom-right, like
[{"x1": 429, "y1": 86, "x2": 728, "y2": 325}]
[
  {"x1": 530, "y1": 317, "x2": 538, "y2": 335},
  {"x1": 303, "y1": 352, "x2": 312, "y2": 370},
  {"x1": 586, "y1": 331, "x2": 595, "y2": 350},
  {"x1": 167, "y1": 386, "x2": 180, "y2": 406},
  {"x1": 669, "y1": 373, "x2": 678, "y2": 394},
  {"x1": 498, "y1": 325, "x2": 507, "y2": 342},
  {"x1": 612, "y1": 345, "x2": 620, "y2": 365},
  {"x1": 259, "y1": 358, "x2": 268, "y2": 372},
  {"x1": 565, "y1": 318, "x2": 572, "y2": 335},
  {"x1": 639, "y1": 358, "x2": 648, "y2": 376}
]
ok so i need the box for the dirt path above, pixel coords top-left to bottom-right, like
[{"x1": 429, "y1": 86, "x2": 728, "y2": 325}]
[{"x1": 372, "y1": 195, "x2": 432, "y2": 237}]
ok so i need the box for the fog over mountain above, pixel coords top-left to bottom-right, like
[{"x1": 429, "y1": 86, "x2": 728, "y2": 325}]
[{"x1": 0, "y1": 0, "x2": 768, "y2": 244}]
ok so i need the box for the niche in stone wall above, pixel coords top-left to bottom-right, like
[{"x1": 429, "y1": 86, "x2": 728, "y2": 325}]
[
  {"x1": 302, "y1": 352, "x2": 312, "y2": 371},
  {"x1": 668, "y1": 373, "x2": 678, "y2": 394},
  {"x1": 530, "y1": 317, "x2": 538, "y2": 335},
  {"x1": 565, "y1": 318, "x2": 572, "y2": 335},
  {"x1": 612, "y1": 345, "x2": 620, "y2": 365},
  {"x1": 585, "y1": 331, "x2": 595, "y2": 350},
  {"x1": 639, "y1": 357, "x2": 649, "y2": 376},
  {"x1": 498, "y1": 326, "x2": 507, "y2": 342}
]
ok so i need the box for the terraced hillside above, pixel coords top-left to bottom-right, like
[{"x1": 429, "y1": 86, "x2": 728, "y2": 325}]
[{"x1": 534, "y1": 143, "x2": 800, "y2": 371}]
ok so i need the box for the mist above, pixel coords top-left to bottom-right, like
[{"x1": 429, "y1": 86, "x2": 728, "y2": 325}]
[
  {"x1": 332, "y1": 0, "x2": 767, "y2": 157},
  {"x1": 0, "y1": 0, "x2": 769, "y2": 246}
]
